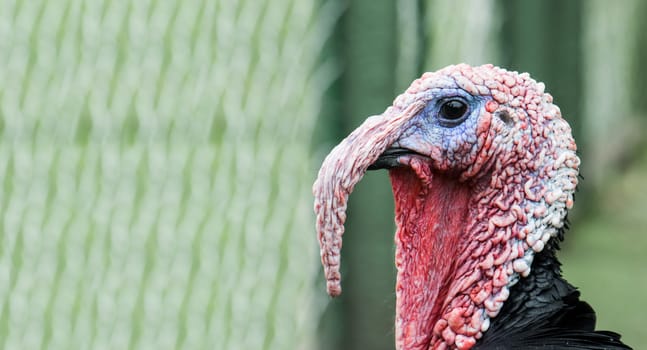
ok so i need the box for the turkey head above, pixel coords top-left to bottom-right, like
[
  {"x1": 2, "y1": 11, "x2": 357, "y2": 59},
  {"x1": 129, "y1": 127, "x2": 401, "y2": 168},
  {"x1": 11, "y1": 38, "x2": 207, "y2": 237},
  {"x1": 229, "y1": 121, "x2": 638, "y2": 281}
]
[{"x1": 313, "y1": 64, "x2": 581, "y2": 350}]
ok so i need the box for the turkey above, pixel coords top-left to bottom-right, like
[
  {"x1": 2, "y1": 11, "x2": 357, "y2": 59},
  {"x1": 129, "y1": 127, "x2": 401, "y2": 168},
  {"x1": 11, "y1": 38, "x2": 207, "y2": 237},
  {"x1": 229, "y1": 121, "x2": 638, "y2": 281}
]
[{"x1": 313, "y1": 64, "x2": 631, "y2": 350}]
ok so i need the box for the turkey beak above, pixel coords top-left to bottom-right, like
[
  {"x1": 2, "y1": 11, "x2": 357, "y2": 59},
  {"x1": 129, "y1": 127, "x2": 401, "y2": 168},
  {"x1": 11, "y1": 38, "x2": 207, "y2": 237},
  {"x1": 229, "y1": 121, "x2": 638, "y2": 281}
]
[{"x1": 368, "y1": 148, "x2": 413, "y2": 170}]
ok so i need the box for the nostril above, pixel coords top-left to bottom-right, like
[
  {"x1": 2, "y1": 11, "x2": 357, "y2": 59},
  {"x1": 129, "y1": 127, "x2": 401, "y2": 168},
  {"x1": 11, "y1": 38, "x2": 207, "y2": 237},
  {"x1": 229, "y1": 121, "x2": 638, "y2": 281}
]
[{"x1": 496, "y1": 110, "x2": 513, "y2": 126}]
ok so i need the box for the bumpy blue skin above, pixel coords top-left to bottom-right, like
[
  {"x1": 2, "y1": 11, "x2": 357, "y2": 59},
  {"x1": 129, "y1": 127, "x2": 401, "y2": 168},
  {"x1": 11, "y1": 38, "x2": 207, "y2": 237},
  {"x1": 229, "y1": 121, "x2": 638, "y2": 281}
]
[{"x1": 393, "y1": 88, "x2": 488, "y2": 172}]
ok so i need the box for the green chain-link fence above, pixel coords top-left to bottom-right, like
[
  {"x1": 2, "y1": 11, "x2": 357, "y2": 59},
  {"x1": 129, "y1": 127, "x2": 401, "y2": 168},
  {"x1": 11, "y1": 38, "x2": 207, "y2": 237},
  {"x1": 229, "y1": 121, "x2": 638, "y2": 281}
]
[{"x1": 0, "y1": 1, "x2": 337, "y2": 348}]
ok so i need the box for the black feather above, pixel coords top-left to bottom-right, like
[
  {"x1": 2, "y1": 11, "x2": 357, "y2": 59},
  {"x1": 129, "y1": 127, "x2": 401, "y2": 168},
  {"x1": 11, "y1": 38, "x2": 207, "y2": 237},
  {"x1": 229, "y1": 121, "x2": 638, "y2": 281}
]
[{"x1": 473, "y1": 225, "x2": 632, "y2": 349}]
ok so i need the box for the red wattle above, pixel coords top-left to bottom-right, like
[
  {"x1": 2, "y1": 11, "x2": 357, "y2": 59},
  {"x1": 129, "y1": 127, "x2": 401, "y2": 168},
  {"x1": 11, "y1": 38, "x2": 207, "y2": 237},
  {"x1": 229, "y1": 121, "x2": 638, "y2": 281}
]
[{"x1": 390, "y1": 159, "x2": 472, "y2": 350}]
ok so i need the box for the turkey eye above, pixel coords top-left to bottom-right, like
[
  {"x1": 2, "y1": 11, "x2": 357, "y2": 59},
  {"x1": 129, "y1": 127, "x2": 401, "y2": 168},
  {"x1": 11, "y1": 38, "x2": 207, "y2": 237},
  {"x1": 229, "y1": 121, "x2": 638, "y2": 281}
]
[{"x1": 439, "y1": 100, "x2": 468, "y2": 121}]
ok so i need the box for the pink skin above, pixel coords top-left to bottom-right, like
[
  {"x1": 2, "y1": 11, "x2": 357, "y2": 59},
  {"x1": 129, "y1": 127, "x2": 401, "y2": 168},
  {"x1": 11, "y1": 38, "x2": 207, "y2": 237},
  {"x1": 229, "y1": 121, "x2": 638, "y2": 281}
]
[
  {"x1": 313, "y1": 64, "x2": 579, "y2": 350},
  {"x1": 313, "y1": 101, "x2": 426, "y2": 296}
]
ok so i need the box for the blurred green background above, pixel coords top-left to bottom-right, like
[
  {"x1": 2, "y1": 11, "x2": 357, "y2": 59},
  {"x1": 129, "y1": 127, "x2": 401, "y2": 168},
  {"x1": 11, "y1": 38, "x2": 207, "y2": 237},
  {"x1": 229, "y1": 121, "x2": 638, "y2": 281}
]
[{"x1": 0, "y1": 0, "x2": 645, "y2": 349}]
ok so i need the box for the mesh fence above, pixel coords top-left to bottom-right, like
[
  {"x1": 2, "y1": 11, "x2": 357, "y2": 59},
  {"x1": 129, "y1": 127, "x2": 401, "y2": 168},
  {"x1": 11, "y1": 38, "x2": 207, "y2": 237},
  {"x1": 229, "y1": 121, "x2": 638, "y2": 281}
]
[{"x1": 0, "y1": 1, "x2": 336, "y2": 349}]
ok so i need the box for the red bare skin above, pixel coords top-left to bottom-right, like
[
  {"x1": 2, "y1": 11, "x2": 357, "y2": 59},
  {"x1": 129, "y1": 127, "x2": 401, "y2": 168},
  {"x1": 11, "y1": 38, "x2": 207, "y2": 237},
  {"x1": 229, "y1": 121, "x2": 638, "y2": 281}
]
[{"x1": 392, "y1": 158, "x2": 473, "y2": 349}]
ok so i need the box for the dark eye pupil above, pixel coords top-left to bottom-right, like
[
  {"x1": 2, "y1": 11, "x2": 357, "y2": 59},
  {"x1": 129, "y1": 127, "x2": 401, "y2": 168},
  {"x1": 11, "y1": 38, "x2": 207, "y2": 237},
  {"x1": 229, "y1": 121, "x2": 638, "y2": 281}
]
[{"x1": 440, "y1": 100, "x2": 467, "y2": 120}]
